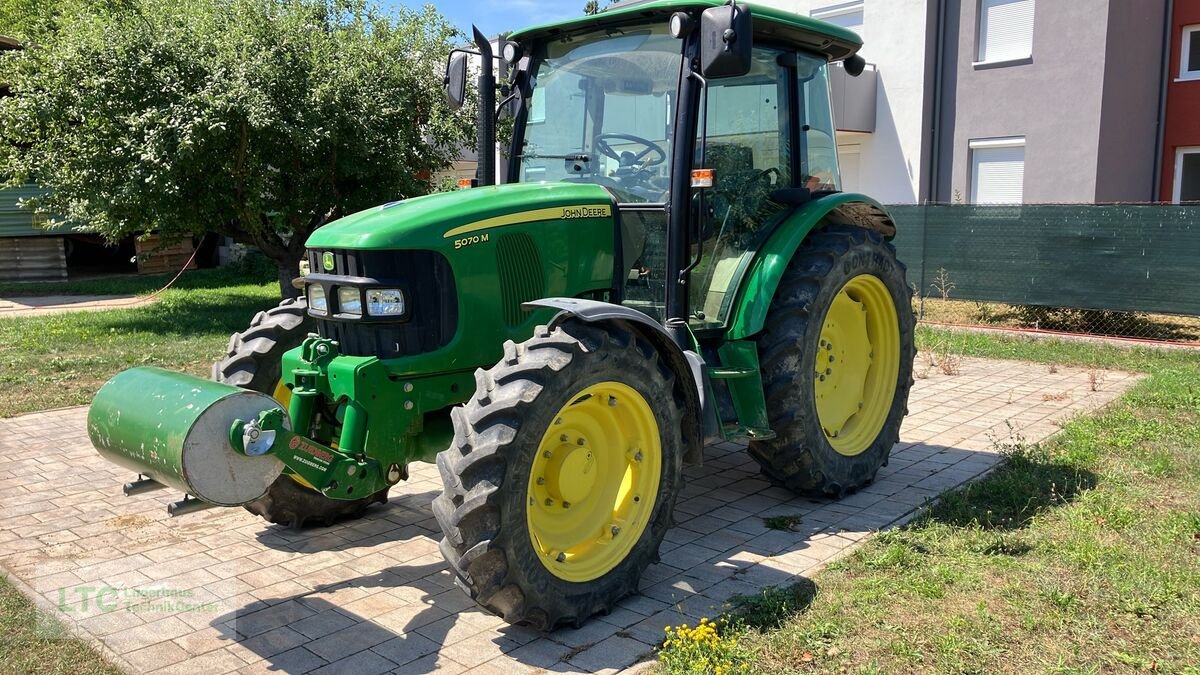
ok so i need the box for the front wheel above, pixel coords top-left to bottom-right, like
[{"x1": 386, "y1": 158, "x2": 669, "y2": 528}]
[
  {"x1": 433, "y1": 321, "x2": 685, "y2": 630},
  {"x1": 750, "y1": 225, "x2": 916, "y2": 497}
]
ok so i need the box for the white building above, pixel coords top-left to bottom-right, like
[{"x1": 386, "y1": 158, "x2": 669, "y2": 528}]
[{"x1": 758, "y1": 0, "x2": 930, "y2": 204}]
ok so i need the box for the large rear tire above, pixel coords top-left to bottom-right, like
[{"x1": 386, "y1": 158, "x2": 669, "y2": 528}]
[
  {"x1": 213, "y1": 297, "x2": 389, "y2": 528},
  {"x1": 434, "y1": 321, "x2": 684, "y2": 630},
  {"x1": 750, "y1": 225, "x2": 915, "y2": 497}
]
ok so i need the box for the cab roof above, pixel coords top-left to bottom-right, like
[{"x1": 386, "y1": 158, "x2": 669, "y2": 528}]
[{"x1": 508, "y1": 0, "x2": 863, "y2": 62}]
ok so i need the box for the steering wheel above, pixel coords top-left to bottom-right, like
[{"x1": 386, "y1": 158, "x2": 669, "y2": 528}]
[{"x1": 595, "y1": 133, "x2": 668, "y2": 169}]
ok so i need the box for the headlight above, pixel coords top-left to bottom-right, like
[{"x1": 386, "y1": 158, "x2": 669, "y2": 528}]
[
  {"x1": 338, "y1": 287, "x2": 362, "y2": 315},
  {"x1": 308, "y1": 285, "x2": 327, "y2": 314},
  {"x1": 367, "y1": 288, "x2": 406, "y2": 317}
]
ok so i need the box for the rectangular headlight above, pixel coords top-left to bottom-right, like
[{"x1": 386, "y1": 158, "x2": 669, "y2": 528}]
[
  {"x1": 307, "y1": 285, "x2": 327, "y2": 314},
  {"x1": 367, "y1": 288, "x2": 406, "y2": 317},
  {"x1": 338, "y1": 287, "x2": 362, "y2": 315}
]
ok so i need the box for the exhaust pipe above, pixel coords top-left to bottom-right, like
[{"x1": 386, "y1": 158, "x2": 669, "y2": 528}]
[{"x1": 474, "y1": 25, "x2": 497, "y2": 186}]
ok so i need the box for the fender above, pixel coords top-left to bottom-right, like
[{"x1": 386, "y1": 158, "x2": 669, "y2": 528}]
[
  {"x1": 726, "y1": 193, "x2": 897, "y2": 340},
  {"x1": 522, "y1": 298, "x2": 710, "y2": 464}
]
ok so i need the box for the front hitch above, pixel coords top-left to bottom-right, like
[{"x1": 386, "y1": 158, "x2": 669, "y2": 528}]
[{"x1": 230, "y1": 407, "x2": 389, "y2": 501}]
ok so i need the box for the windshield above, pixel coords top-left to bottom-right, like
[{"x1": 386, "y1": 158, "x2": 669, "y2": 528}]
[{"x1": 518, "y1": 25, "x2": 683, "y2": 203}]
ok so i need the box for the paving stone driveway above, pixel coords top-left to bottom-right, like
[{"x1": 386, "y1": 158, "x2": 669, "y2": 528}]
[{"x1": 0, "y1": 356, "x2": 1139, "y2": 674}]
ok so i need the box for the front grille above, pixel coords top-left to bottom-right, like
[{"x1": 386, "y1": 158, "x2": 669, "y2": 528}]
[{"x1": 306, "y1": 249, "x2": 458, "y2": 359}]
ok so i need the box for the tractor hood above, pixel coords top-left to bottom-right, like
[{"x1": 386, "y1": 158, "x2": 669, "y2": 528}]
[{"x1": 306, "y1": 182, "x2": 616, "y2": 252}]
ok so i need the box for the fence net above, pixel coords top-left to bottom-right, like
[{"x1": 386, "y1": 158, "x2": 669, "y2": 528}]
[{"x1": 888, "y1": 204, "x2": 1200, "y2": 343}]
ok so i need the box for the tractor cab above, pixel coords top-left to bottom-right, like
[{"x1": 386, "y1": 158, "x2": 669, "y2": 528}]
[{"x1": 450, "y1": 0, "x2": 863, "y2": 332}]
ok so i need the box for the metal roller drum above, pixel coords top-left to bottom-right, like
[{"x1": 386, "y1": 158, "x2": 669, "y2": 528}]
[{"x1": 88, "y1": 367, "x2": 286, "y2": 506}]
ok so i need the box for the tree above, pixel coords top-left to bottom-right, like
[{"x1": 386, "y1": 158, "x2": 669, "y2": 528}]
[
  {"x1": 583, "y1": 0, "x2": 619, "y2": 15},
  {"x1": 0, "y1": 0, "x2": 472, "y2": 297}
]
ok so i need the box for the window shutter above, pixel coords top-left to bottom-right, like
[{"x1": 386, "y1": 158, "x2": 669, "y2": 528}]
[
  {"x1": 971, "y1": 143, "x2": 1025, "y2": 204},
  {"x1": 978, "y1": 0, "x2": 1035, "y2": 63}
]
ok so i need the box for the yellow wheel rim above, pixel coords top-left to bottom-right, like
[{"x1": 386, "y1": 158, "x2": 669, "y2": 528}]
[
  {"x1": 814, "y1": 274, "x2": 901, "y2": 457},
  {"x1": 272, "y1": 379, "x2": 292, "y2": 408},
  {"x1": 527, "y1": 381, "x2": 661, "y2": 582}
]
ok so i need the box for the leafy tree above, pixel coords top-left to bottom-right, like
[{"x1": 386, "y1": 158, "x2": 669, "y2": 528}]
[
  {"x1": 583, "y1": 0, "x2": 619, "y2": 15},
  {"x1": 0, "y1": 0, "x2": 472, "y2": 296}
]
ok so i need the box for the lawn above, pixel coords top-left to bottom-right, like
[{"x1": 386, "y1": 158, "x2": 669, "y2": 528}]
[
  {"x1": 0, "y1": 269, "x2": 281, "y2": 417},
  {"x1": 660, "y1": 329, "x2": 1200, "y2": 673},
  {"x1": 0, "y1": 574, "x2": 123, "y2": 675}
]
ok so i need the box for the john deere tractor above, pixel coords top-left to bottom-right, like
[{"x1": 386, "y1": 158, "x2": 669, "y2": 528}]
[{"x1": 89, "y1": 0, "x2": 914, "y2": 630}]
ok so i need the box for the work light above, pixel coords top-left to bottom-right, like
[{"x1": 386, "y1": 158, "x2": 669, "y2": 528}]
[
  {"x1": 338, "y1": 287, "x2": 362, "y2": 316},
  {"x1": 367, "y1": 288, "x2": 406, "y2": 317},
  {"x1": 308, "y1": 285, "x2": 328, "y2": 314}
]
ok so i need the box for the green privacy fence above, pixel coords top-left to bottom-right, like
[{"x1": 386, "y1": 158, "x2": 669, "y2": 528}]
[{"x1": 888, "y1": 204, "x2": 1200, "y2": 318}]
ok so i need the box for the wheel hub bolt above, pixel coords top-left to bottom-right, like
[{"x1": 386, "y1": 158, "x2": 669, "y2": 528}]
[
  {"x1": 557, "y1": 553, "x2": 566, "y2": 563},
  {"x1": 608, "y1": 396, "x2": 617, "y2": 406},
  {"x1": 634, "y1": 451, "x2": 643, "y2": 462},
  {"x1": 577, "y1": 438, "x2": 586, "y2": 446},
  {"x1": 559, "y1": 434, "x2": 568, "y2": 443},
  {"x1": 611, "y1": 526, "x2": 620, "y2": 536},
  {"x1": 826, "y1": 368, "x2": 832, "y2": 375},
  {"x1": 537, "y1": 477, "x2": 545, "y2": 485},
  {"x1": 562, "y1": 501, "x2": 570, "y2": 509},
  {"x1": 545, "y1": 498, "x2": 554, "y2": 506},
  {"x1": 544, "y1": 451, "x2": 553, "y2": 459}
]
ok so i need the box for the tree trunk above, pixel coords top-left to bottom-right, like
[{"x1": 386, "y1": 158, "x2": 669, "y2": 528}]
[{"x1": 276, "y1": 258, "x2": 302, "y2": 300}]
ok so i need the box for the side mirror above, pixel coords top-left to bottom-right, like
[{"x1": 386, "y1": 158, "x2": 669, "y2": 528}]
[
  {"x1": 699, "y1": 3, "x2": 752, "y2": 79},
  {"x1": 445, "y1": 51, "x2": 468, "y2": 110}
]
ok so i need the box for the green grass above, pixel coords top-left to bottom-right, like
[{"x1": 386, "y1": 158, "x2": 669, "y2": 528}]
[
  {"x1": 699, "y1": 330, "x2": 1200, "y2": 673},
  {"x1": 0, "y1": 268, "x2": 280, "y2": 417},
  {"x1": 0, "y1": 574, "x2": 123, "y2": 675}
]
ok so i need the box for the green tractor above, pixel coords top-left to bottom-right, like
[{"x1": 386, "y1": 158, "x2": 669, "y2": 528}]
[{"x1": 89, "y1": 0, "x2": 914, "y2": 630}]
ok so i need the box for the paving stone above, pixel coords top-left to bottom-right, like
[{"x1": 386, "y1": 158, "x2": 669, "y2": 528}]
[
  {"x1": 370, "y1": 632, "x2": 441, "y2": 667},
  {"x1": 568, "y1": 635, "x2": 653, "y2": 673}
]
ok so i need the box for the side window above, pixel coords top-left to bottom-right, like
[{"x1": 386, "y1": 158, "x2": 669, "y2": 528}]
[{"x1": 689, "y1": 46, "x2": 794, "y2": 328}]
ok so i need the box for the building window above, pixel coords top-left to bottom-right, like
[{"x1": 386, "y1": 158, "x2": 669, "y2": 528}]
[
  {"x1": 1181, "y1": 25, "x2": 1200, "y2": 81},
  {"x1": 969, "y1": 137, "x2": 1025, "y2": 204},
  {"x1": 977, "y1": 0, "x2": 1034, "y2": 65},
  {"x1": 1174, "y1": 147, "x2": 1200, "y2": 204},
  {"x1": 812, "y1": 1, "x2": 864, "y2": 36}
]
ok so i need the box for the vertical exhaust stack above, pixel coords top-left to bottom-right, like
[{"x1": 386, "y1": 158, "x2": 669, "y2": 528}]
[{"x1": 474, "y1": 26, "x2": 497, "y2": 186}]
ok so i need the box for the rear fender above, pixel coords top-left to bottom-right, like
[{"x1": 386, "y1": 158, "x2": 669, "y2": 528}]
[
  {"x1": 726, "y1": 193, "x2": 896, "y2": 340},
  {"x1": 523, "y1": 298, "x2": 709, "y2": 465}
]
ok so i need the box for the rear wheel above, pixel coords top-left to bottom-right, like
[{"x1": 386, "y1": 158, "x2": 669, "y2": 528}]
[
  {"x1": 213, "y1": 297, "x2": 390, "y2": 527},
  {"x1": 434, "y1": 321, "x2": 684, "y2": 630},
  {"x1": 750, "y1": 225, "x2": 915, "y2": 497}
]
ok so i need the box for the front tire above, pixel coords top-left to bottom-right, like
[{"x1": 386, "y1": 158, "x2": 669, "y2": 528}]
[
  {"x1": 434, "y1": 321, "x2": 685, "y2": 630},
  {"x1": 750, "y1": 225, "x2": 916, "y2": 497},
  {"x1": 213, "y1": 297, "x2": 389, "y2": 528}
]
